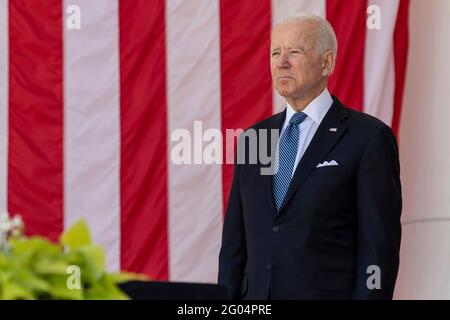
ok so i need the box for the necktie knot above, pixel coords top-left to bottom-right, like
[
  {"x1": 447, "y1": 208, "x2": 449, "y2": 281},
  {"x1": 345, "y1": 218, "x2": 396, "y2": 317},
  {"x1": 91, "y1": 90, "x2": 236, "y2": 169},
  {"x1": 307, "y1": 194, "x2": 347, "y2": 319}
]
[{"x1": 289, "y1": 112, "x2": 307, "y2": 126}]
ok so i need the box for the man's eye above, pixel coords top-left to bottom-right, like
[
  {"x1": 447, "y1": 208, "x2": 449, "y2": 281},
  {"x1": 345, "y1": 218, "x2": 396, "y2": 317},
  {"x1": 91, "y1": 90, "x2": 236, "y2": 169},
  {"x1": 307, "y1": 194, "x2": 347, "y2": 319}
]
[
  {"x1": 271, "y1": 52, "x2": 280, "y2": 57},
  {"x1": 290, "y1": 50, "x2": 300, "y2": 54}
]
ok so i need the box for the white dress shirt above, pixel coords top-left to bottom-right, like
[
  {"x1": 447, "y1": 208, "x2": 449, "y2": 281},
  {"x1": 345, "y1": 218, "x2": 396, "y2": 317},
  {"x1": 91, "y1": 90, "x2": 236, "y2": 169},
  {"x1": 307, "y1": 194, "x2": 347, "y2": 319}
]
[{"x1": 281, "y1": 88, "x2": 333, "y2": 177}]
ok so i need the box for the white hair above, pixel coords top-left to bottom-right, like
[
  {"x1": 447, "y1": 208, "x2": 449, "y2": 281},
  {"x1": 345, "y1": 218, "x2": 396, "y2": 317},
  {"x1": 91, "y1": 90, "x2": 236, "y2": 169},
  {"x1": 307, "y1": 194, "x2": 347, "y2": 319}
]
[{"x1": 275, "y1": 13, "x2": 338, "y2": 57}]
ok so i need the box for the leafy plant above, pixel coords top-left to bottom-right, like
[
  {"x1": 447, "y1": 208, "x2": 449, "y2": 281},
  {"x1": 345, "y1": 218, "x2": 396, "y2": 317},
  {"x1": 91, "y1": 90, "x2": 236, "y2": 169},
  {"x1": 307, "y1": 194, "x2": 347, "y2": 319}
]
[{"x1": 0, "y1": 218, "x2": 148, "y2": 299}]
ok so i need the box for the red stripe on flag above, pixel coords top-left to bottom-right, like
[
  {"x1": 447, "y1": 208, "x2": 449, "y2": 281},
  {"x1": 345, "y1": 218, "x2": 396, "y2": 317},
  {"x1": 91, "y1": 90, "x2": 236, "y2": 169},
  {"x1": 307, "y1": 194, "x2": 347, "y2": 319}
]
[
  {"x1": 119, "y1": 0, "x2": 169, "y2": 280},
  {"x1": 220, "y1": 0, "x2": 273, "y2": 213},
  {"x1": 8, "y1": 0, "x2": 64, "y2": 241},
  {"x1": 392, "y1": 0, "x2": 410, "y2": 137},
  {"x1": 326, "y1": 0, "x2": 367, "y2": 111}
]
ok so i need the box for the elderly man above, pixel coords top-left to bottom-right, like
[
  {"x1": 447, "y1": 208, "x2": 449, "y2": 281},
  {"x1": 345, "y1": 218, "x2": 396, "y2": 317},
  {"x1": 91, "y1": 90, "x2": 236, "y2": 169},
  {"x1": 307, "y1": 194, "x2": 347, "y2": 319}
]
[{"x1": 218, "y1": 14, "x2": 402, "y2": 300}]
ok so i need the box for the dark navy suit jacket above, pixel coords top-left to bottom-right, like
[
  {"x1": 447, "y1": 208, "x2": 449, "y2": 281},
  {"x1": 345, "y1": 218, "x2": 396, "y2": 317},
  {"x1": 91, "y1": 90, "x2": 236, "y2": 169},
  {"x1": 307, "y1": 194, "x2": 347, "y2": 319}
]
[{"x1": 218, "y1": 96, "x2": 402, "y2": 300}]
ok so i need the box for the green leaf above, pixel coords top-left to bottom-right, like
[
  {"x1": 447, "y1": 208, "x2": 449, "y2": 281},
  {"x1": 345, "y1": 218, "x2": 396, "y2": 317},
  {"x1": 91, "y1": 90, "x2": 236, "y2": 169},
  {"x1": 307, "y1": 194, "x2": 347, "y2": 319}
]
[
  {"x1": 60, "y1": 219, "x2": 92, "y2": 250},
  {"x1": 34, "y1": 258, "x2": 70, "y2": 275},
  {"x1": 46, "y1": 274, "x2": 84, "y2": 300},
  {"x1": 1, "y1": 280, "x2": 35, "y2": 300},
  {"x1": 84, "y1": 275, "x2": 129, "y2": 300},
  {"x1": 11, "y1": 237, "x2": 61, "y2": 257},
  {"x1": 108, "y1": 272, "x2": 150, "y2": 284},
  {"x1": 74, "y1": 245, "x2": 106, "y2": 284},
  {"x1": 79, "y1": 245, "x2": 105, "y2": 273}
]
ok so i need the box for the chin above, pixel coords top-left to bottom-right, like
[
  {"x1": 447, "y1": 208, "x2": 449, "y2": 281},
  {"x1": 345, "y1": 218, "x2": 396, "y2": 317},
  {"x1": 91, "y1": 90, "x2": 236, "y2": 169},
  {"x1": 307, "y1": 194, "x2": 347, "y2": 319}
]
[{"x1": 275, "y1": 86, "x2": 292, "y2": 97}]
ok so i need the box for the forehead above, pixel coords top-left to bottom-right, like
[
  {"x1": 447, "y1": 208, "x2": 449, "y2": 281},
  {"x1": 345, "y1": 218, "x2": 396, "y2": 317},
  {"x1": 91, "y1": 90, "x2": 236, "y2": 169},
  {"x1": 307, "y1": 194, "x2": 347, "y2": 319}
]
[{"x1": 270, "y1": 21, "x2": 317, "y2": 47}]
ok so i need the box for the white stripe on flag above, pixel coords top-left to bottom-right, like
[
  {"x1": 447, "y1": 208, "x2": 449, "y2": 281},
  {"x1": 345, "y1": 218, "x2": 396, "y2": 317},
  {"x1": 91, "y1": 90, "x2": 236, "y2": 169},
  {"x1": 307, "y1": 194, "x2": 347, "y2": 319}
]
[
  {"x1": 166, "y1": 0, "x2": 223, "y2": 282},
  {"x1": 364, "y1": 0, "x2": 400, "y2": 126},
  {"x1": 0, "y1": 0, "x2": 8, "y2": 215},
  {"x1": 271, "y1": 0, "x2": 326, "y2": 114},
  {"x1": 63, "y1": 0, "x2": 121, "y2": 271}
]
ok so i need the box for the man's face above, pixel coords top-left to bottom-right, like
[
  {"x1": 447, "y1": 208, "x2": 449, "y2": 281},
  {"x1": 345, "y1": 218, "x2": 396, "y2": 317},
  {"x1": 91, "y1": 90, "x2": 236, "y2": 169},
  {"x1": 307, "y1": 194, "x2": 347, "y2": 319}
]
[{"x1": 270, "y1": 21, "x2": 325, "y2": 101}]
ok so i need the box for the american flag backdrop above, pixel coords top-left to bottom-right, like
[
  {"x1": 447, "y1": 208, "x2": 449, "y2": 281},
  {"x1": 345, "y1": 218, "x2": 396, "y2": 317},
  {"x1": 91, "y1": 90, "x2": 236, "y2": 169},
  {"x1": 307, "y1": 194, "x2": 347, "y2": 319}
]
[{"x1": 0, "y1": 0, "x2": 409, "y2": 282}]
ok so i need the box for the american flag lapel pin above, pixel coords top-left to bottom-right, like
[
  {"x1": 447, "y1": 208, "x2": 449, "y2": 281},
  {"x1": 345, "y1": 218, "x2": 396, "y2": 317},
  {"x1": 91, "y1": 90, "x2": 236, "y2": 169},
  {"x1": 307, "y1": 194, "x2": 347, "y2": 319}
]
[{"x1": 329, "y1": 128, "x2": 337, "y2": 132}]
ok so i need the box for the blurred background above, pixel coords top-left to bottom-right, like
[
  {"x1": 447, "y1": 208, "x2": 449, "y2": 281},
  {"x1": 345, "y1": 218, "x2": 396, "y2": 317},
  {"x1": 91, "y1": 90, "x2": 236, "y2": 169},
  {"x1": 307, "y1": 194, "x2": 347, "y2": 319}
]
[{"x1": 0, "y1": 0, "x2": 449, "y2": 299}]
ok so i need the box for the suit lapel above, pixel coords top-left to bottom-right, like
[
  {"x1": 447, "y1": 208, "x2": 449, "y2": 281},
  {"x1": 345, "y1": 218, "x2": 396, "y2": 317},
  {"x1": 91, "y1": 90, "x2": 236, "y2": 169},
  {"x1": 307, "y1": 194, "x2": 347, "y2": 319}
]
[{"x1": 277, "y1": 98, "x2": 349, "y2": 214}]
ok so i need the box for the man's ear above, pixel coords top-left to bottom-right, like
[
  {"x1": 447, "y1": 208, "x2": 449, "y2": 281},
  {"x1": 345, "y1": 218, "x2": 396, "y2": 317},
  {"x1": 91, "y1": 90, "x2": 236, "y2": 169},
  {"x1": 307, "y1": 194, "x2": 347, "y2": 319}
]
[{"x1": 321, "y1": 51, "x2": 335, "y2": 77}]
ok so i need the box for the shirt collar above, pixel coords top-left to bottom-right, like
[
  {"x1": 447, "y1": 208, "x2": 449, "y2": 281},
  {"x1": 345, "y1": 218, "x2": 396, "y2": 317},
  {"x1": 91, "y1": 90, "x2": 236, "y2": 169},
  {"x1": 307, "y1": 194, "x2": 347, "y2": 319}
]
[{"x1": 285, "y1": 88, "x2": 333, "y2": 126}]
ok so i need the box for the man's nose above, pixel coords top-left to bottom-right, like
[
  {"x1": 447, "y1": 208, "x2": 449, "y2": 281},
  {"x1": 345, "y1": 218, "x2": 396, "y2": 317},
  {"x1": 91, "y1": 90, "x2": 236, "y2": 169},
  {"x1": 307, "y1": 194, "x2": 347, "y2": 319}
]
[{"x1": 277, "y1": 52, "x2": 290, "y2": 69}]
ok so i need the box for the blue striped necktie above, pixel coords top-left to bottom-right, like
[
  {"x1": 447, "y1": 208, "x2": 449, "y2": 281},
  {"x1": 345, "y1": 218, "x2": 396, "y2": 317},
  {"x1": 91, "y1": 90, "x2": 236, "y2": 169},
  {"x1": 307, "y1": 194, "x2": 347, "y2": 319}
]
[{"x1": 272, "y1": 112, "x2": 307, "y2": 212}]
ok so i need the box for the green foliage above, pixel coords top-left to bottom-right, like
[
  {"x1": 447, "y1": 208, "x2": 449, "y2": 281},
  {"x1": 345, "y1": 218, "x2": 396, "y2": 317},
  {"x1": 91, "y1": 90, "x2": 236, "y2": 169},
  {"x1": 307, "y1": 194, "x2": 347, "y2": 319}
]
[{"x1": 0, "y1": 219, "x2": 148, "y2": 300}]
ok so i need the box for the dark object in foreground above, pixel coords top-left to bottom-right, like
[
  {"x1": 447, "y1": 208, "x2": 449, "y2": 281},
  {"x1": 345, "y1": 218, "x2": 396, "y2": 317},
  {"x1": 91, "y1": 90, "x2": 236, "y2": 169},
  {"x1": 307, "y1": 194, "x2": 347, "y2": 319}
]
[{"x1": 118, "y1": 280, "x2": 228, "y2": 300}]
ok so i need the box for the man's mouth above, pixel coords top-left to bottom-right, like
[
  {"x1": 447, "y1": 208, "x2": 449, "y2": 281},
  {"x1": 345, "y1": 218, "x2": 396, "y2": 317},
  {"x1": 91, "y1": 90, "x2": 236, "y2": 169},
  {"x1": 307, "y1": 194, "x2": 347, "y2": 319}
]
[{"x1": 278, "y1": 76, "x2": 294, "y2": 80}]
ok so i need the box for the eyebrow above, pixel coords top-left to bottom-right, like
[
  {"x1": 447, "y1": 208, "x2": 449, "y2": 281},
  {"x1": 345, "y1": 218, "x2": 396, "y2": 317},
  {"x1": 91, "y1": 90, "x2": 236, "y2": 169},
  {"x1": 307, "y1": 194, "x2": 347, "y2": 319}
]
[{"x1": 270, "y1": 46, "x2": 306, "y2": 52}]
